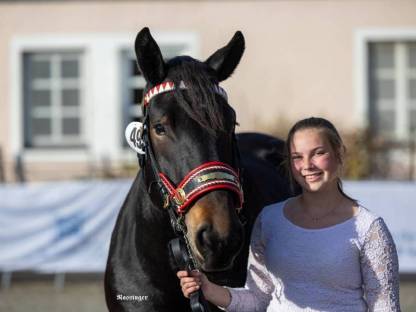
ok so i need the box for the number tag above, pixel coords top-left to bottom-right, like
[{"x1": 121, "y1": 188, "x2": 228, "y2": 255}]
[{"x1": 125, "y1": 122, "x2": 146, "y2": 155}]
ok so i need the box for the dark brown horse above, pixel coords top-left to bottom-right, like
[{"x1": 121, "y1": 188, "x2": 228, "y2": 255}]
[{"x1": 104, "y1": 28, "x2": 292, "y2": 311}]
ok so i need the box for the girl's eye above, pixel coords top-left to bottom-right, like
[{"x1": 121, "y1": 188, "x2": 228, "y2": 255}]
[
  {"x1": 291, "y1": 155, "x2": 302, "y2": 160},
  {"x1": 315, "y1": 150, "x2": 326, "y2": 156},
  {"x1": 153, "y1": 124, "x2": 166, "y2": 135}
]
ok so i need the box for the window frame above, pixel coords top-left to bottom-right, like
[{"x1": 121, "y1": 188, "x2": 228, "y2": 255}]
[
  {"x1": 23, "y1": 50, "x2": 85, "y2": 148},
  {"x1": 354, "y1": 28, "x2": 416, "y2": 141}
]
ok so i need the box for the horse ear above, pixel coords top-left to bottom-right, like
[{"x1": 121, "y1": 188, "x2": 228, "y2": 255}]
[
  {"x1": 205, "y1": 31, "x2": 245, "y2": 82},
  {"x1": 134, "y1": 27, "x2": 166, "y2": 85}
]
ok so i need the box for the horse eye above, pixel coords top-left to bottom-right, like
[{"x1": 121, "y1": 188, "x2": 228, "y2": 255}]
[{"x1": 153, "y1": 123, "x2": 166, "y2": 135}]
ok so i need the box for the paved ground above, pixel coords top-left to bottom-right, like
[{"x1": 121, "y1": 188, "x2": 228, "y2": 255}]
[
  {"x1": 0, "y1": 280, "x2": 106, "y2": 312},
  {"x1": 0, "y1": 279, "x2": 415, "y2": 311}
]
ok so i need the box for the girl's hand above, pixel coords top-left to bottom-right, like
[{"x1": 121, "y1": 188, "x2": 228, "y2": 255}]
[
  {"x1": 177, "y1": 270, "x2": 207, "y2": 298},
  {"x1": 177, "y1": 270, "x2": 232, "y2": 308}
]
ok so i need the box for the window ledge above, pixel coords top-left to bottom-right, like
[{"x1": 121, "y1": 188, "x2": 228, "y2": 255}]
[{"x1": 22, "y1": 148, "x2": 90, "y2": 163}]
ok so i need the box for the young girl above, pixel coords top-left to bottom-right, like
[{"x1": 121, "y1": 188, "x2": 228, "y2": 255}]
[{"x1": 177, "y1": 117, "x2": 401, "y2": 311}]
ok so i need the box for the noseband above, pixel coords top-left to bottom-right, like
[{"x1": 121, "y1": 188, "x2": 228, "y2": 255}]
[
  {"x1": 159, "y1": 161, "x2": 243, "y2": 214},
  {"x1": 137, "y1": 81, "x2": 244, "y2": 218}
]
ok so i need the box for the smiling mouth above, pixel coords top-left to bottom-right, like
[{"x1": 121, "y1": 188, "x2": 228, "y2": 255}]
[{"x1": 303, "y1": 172, "x2": 323, "y2": 182}]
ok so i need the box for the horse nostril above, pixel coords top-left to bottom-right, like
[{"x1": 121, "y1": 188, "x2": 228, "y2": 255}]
[{"x1": 196, "y1": 223, "x2": 214, "y2": 250}]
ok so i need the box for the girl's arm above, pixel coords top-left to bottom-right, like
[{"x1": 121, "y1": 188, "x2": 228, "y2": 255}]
[{"x1": 360, "y1": 218, "x2": 401, "y2": 311}]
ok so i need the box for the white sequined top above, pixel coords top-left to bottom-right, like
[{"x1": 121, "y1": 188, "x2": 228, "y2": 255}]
[{"x1": 222, "y1": 199, "x2": 400, "y2": 312}]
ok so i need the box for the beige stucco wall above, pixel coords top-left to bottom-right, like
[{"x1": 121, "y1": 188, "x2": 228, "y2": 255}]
[{"x1": 1, "y1": 0, "x2": 416, "y2": 180}]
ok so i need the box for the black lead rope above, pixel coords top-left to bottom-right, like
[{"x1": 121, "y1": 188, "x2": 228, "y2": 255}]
[
  {"x1": 166, "y1": 198, "x2": 210, "y2": 312},
  {"x1": 168, "y1": 238, "x2": 210, "y2": 312}
]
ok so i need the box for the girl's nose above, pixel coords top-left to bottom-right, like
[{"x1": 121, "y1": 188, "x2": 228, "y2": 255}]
[{"x1": 303, "y1": 157, "x2": 315, "y2": 170}]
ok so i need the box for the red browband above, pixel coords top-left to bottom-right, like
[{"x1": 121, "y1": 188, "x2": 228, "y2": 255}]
[
  {"x1": 159, "y1": 161, "x2": 243, "y2": 214},
  {"x1": 143, "y1": 81, "x2": 228, "y2": 107}
]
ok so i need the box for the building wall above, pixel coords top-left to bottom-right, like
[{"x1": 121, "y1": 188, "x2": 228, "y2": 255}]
[{"x1": 1, "y1": 0, "x2": 416, "y2": 181}]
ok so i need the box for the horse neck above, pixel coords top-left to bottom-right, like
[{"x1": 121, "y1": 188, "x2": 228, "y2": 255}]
[
  {"x1": 131, "y1": 171, "x2": 176, "y2": 258},
  {"x1": 133, "y1": 172, "x2": 183, "y2": 288},
  {"x1": 134, "y1": 168, "x2": 172, "y2": 227},
  {"x1": 106, "y1": 173, "x2": 189, "y2": 310}
]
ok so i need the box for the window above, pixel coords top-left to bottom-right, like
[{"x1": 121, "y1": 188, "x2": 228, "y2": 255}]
[
  {"x1": 12, "y1": 32, "x2": 198, "y2": 166},
  {"x1": 121, "y1": 44, "x2": 193, "y2": 147},
  {"x1": 368, "y1": 41, "x2": 416, "y2": 141},
  {"x1": 23, "y1": 51, "x2": 84, "y2": 148},
  {"x1": 121, "y1": 51, "x2": 145, "y2": 137}
]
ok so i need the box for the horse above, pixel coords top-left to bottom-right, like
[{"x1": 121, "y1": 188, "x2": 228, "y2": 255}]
[{"x1": 104, "y1": 27, "x2": 293, "y2": 312}]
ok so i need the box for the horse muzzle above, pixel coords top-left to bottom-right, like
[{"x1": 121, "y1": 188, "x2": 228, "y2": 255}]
[
  {"x1": 185, "y1": 192, "x2": 245, "y2": 272},
  {"x1": 195, "y1": 222, "x2": 244, "y2": 272}
]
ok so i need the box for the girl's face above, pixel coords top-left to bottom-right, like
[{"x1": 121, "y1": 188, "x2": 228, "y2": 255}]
[{"x1": 290, "y1": 128, "x2": 341, "y2": 193}]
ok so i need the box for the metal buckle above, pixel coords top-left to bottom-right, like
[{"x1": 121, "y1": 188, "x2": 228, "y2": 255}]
[
  {"x1": 173, "y1": 188, "x2": 186, "y2": 206},
  {"x1": 163, "y1": 195, "x2": 170, "y2": 209}
]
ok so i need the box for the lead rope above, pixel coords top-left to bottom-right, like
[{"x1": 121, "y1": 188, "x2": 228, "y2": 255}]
[
  {"x1": 178, "y1": 217, "x2": 200, "y2": 271},
  {"x1": 164, "y1": 198, "x2": 199, "y2": 270}
]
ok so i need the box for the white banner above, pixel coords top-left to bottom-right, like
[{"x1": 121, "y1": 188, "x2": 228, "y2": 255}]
[
  {"x1": 0, "y1": 180, "x2": 415, "y2": 273},
  {"x1": 0, "y1": 179, "x2": 131, "y2": 273},
  {"x1": 344, "y1": 181, "x2": 416, "y2": 273}
]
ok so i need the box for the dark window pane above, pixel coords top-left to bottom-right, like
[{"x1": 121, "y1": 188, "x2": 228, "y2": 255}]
[
  {"x1": 32, "y1": 60, "x2": 50, "y2": 79},
  {"x1": 376, "y1": 110, "x2": 395, "y2": 137},
  {"x1": 62, "y1": 89, "x2": 79, "y2": 107},
  {"x1": 31, "y1": 90, "x2": 51, "y2": 108},
  {"x1": 370, "y1": 42, "x2": 394, "y2": 69},
  {"x1": 163, "y1": 44, "x2": 186, "y2": 60},
  {"x1": 373, "y1": 79, "x2": 395, "y2": 100},
  {"x1": 410, "y1": 110, "x2": 416, "y2": 132},
  {"x1": 62, "y1": 118, "x2": 80, "y2": 135},
  {"x1": 409, "y1": 79, "x2": 416, "y2": 99},
  {"x1": 61, "y1": 59, "x2": 79, "y2": 78},
  {"x1": 32, "y1": 117, "x2": 51, "y2": 135},
  {"x1": 409, "y1": 43, "x2": 416, "y2": 69},
  {"x1": 132, "y1": 88, "x2": 143, "y2": 104},
  {"x1": 131, "y1": 59, "x2": 142, "y2": 76}
]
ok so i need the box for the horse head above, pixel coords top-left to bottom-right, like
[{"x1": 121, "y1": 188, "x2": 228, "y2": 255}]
[{"x1": 134, "y1": 27, "x2": 245, "y2": 272}]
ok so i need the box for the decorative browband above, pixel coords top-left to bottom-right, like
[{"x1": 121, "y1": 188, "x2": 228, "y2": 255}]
[
  {"x1": 143, "y1": 81, "x2": 228, "y2": 106},
  {"x1": 159, "y1": 161, "x2": 243, "y2": 214}
]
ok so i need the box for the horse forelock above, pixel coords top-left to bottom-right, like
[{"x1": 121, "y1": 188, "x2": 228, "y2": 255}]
[{"x1": 165, "y1": 56, "x2": 235, "y2": 135}]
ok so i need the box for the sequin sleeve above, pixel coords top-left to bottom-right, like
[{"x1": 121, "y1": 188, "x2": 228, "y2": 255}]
[
  {"x1": 360, "y1": 218, "x2": 401, "y2": 311},
  {"x1": 222, "y1": 214, "x2": 274, "y2": 312}
]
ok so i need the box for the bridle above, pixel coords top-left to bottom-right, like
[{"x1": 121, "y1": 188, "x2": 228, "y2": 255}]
[
  {"x1": 139, "y1": 80, "x2": 244, "y2": 222},
  {"x1": 128, "y1": 80, "x2": 244, "y2": 312}
]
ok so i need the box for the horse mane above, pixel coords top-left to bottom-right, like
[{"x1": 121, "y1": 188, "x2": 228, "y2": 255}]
[{"x1": 166, "y1": 56, "x2": 233, "y2": 134}]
